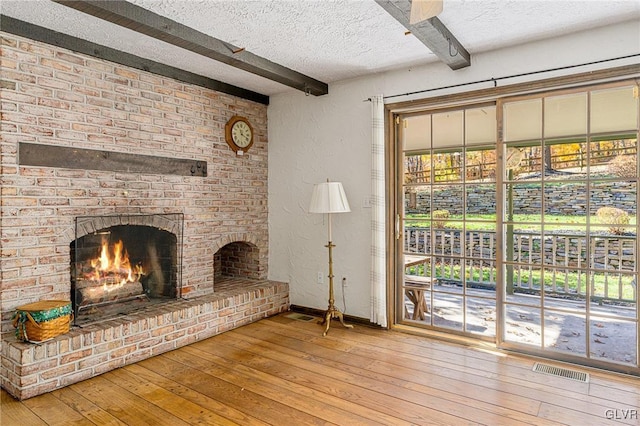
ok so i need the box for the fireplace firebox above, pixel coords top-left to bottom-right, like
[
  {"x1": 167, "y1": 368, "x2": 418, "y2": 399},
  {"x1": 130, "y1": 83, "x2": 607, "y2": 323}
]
[{"x1": 70, "y1": 214, "x2": 183, "y2": 325}]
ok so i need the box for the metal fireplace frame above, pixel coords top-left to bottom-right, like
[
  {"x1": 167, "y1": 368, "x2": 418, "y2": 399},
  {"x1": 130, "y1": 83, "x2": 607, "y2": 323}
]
[{"x1": 71, "y1": 213, "x2": 184, "y2": 325}]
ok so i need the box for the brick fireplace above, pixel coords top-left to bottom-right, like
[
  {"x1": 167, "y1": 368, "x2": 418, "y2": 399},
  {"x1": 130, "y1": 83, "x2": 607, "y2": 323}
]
[
  {"x1": 0, "y1": 32, "x2": 289, "y2": 399},
  {"x1": 70, "y1": 213, "x2": 183, "y2": 325}
]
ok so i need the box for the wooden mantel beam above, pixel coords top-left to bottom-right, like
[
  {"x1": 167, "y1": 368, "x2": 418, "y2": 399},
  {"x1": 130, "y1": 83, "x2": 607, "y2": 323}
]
[{"x1": 375, "y1": 0, "x2": 471, "y2": 70}]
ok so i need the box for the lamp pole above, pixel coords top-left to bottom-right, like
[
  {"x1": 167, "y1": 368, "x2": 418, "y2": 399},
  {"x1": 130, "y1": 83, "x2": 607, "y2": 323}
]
[{"x1": 319, "y1": 211, "x2": 353, "y2": 336}]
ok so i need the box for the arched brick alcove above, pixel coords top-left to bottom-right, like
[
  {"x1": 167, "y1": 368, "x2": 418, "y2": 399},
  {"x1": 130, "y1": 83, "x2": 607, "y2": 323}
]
[{"x1": 213, "y1": 233, "x2": 266, "y2": 288}]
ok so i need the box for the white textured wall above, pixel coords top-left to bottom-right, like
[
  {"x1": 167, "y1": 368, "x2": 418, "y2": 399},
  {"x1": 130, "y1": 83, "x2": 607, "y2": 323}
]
[{"x1": 267, "y1": 20, "x2": 640, "y2": 319}]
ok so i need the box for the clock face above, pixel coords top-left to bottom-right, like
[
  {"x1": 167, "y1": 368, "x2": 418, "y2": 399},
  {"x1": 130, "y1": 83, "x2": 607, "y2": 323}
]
[
  {"x1": 231, "y1": 121, "x2": 252, "y2": 148},
  {"x1": 225, "y1": 116, "x2": 254, "y2": 153}
]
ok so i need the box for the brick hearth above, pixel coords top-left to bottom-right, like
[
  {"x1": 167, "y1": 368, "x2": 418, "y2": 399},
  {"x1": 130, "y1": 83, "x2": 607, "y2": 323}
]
[{"x1": 2, "y1": 278, "x2": 288, "y2": 400}]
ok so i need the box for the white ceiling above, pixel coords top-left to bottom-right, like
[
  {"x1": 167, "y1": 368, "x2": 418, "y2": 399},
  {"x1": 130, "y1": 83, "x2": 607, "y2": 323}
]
[{"x1": 2, "y1": 0, "x2": 639, "y2": 98}]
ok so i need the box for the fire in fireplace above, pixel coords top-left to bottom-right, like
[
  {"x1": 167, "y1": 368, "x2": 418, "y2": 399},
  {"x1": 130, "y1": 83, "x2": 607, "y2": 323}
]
[
  {"x1": 70, "y1": 214, "x2": 183, "y2": 325},
  {"x1": 76, "y1": 235, "x2": 147, "y2": 307}
]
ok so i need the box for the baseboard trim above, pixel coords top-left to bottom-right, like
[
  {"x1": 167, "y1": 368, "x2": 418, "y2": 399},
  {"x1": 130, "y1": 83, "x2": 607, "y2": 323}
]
[{"x1": 289, "y1": 305, "x2": 381, "y2": 328}]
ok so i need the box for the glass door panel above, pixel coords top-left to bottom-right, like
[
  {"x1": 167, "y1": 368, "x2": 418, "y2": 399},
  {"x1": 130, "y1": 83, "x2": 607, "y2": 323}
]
[
  {"x1": 543, "y1": 139, "x2": 589, "y2": 181},
  {"x1": 544, "y1": 311, "x2": 587, "y2": 357},
  {"x1": 400, "y1": 105, "x2": 497, "y2": 338},
  {"x1": 544, "y1": 93, "x2": 587, "y2": 139},
  {"x1": 500, "y1": 84, "x2": 638, "y2": 371}
]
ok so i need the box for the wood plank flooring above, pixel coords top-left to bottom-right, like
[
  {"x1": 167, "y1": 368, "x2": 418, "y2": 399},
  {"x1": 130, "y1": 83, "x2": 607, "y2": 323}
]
[{"x1": 2, "y1": 312, "x2": 639, "y2": 425}]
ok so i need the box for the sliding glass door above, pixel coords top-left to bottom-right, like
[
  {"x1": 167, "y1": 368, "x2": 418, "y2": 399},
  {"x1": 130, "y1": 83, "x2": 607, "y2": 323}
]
[
  {"x1": 499, "y1": 83, "x2": 638, "y2": 370},
  {"x1": 393, "y1": 79, "x2": 639, "y2": 373},
  {"x1": 399, "y1": 104, "x2": 498, "y2": 339}
]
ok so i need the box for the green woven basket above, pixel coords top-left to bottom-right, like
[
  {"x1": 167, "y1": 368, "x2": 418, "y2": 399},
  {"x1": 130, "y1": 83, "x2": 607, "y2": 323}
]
[{"x1": 12, "y1": 300, "x2": 72, "y2": 343}]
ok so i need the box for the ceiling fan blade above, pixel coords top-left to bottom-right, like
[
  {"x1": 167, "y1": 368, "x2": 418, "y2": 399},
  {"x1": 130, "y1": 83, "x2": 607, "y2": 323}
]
[{"x1": 410, "y1": 0, "x2": 443, "y2": 24}]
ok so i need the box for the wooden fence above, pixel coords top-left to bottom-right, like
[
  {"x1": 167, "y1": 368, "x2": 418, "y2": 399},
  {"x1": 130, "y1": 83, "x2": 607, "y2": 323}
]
[
  {"x1": 405, "y1": 145, "x2": 636, "y2": 184},
  {"x1": 404, "y1": 228, "x2": 637, "y2": 303}
]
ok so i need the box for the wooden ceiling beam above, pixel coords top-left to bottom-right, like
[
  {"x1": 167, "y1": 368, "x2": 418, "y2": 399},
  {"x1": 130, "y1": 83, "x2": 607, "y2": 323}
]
[
  {"x1": 53, "y1": 0, "x2": 329, "y2": 96},
  {"x1": 0, "y1": 15, "x2": 269, "y2": 104},
  {"x1": 375, "y1": 0, "x2": 471, "y2": 70}
]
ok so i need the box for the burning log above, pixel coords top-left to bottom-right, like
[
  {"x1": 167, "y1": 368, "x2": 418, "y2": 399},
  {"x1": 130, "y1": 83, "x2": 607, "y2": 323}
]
[
  {"x1": 75, "y1": 278, "x2": 144, "y2": 307},
  {"x1": 74, "y1": 237, "x2": 147, "y2": 307}
]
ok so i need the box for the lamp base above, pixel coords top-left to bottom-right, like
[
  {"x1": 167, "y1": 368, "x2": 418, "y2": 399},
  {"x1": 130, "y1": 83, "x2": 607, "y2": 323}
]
[
  {"x1": 319, "y1": 304, "x2": 353, "y2": 337},
  {"x1": 318, "y1": 239, "x2": 353, "y2": 336}
]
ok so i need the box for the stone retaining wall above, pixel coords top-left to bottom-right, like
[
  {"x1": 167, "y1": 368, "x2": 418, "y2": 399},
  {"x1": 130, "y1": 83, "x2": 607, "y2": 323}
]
[{"x1": 407, "y1": 182, "x2": 636, "y2": 216}]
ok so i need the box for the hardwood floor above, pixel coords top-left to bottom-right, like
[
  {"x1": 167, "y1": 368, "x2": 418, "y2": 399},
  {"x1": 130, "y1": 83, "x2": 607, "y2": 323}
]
[{"x1": 2, "y1": 312, "x2": 639, "y2": 425}]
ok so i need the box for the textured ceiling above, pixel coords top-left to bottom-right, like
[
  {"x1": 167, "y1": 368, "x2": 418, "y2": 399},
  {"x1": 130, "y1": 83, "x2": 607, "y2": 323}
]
[{"x1": 1, "y1": 0, "x2": 639, "y2": 97}]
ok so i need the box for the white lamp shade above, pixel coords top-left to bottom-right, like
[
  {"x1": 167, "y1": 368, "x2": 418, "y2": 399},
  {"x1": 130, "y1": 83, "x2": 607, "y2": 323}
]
[{"x1": 309, "y1": 182, "x2": 351, "y2": 214}]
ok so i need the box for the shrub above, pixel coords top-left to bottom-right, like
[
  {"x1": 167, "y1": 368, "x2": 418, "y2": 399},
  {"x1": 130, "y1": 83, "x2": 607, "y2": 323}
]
[
  {"x1": 596, "y1": 207, "x2": 630, "y2": 234},
  {"x1": 607, "y1": 155, "x2": 636, "y2": 178},
  {"x1": 431, "y1": 210, "x2": 449, "y2": 228}
]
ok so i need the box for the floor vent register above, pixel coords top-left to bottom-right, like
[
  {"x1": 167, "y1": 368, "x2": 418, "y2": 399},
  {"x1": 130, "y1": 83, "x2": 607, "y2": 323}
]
[{"x1": 532, "y1": 362, "x2": 589, "y2": 383}]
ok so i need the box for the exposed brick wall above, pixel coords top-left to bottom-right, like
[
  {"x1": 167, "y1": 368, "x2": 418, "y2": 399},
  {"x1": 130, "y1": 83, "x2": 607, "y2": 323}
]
[
  {"x1": 0, "y1": 32, "x2": 269, "y2": 330},
  {"x1": 0, "y1": 32, "x2": 278, "y2": 398}
]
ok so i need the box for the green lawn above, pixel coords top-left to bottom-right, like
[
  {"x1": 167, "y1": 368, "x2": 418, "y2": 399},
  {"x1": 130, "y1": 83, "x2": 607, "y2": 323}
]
[
  {"x1": 405, "y1": 213, "x2": 637, "y2": 231},
  {"x1": 406, "y1": 262, "x2": 636, "y2": 301}
]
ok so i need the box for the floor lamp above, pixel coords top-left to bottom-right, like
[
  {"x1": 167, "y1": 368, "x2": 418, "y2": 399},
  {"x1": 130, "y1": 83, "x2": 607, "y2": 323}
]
[{"x1": 309, "y1": 180, "x2": 354, "y2": 336}]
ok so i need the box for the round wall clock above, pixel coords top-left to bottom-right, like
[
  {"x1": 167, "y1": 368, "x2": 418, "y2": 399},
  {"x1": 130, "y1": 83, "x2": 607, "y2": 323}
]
[{"x1": 225, "y1": 115, "x2": 254, "y2": 154}]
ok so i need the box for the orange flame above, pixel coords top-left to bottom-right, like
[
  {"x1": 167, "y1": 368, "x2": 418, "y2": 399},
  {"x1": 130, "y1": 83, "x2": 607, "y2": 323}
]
[{"x1": 87, "y1": 239, "x2": 143, "y2": 289}]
